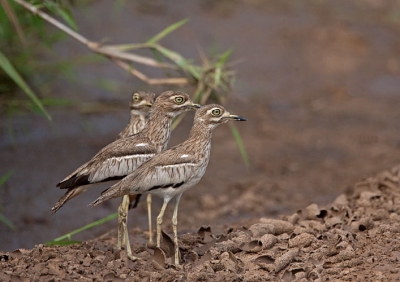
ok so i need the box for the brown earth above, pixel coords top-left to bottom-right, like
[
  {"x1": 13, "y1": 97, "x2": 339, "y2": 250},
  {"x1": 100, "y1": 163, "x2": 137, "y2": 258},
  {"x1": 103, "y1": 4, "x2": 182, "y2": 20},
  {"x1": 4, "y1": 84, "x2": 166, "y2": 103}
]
[
  {"x1": 1, "y1": 0, "x2": 400, "y2": 281},
  {"x1": 2, "y1": 166, "x2": 400, "y2": 281}
]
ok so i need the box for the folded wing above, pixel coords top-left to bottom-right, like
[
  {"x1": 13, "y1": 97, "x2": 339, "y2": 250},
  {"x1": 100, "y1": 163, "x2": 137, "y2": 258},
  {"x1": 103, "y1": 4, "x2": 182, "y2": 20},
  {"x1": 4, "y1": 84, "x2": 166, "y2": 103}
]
[
  {"x1": 57, "y1": 137, "x2": 156, "y2": 189},
  {"x1": 91, "y1": 151, "x2": 199, "y2": 206}
]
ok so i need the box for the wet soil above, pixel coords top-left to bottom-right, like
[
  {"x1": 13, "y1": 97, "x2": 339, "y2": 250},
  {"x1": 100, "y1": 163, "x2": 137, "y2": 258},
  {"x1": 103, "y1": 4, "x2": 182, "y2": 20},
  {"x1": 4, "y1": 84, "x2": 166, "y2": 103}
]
[{"x1": 1, "y1": 0, "x2": 400, "y2": 280}]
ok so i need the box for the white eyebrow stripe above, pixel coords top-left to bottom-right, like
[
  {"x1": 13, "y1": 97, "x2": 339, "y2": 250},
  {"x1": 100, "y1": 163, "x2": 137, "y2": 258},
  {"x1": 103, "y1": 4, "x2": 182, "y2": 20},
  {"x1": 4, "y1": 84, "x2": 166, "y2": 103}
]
[{"x1": 135, "y1": 143, "x2": 148, "y2": 147}]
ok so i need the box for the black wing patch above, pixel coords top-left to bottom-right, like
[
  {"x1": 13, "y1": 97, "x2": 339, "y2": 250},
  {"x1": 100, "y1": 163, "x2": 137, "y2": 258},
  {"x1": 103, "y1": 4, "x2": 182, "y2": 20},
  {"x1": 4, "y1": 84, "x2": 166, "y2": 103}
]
[
  {"x1": 148, "y1": 181, "x2": 184, "y2": 191},
  {"x1": 173, "y1": 182, "x2": 184, "y2": 188},
  {"x1": 57, "y1": 175, "x2": 124, "y2": 190},
  {"x1": 57, "y1": 174, "x2": 90, "y2": 189}
]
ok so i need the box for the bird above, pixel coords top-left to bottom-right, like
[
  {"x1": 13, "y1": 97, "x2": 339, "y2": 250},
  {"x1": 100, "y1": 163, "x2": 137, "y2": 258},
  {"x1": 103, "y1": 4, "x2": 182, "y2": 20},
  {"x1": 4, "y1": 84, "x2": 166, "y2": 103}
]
[
  {"x1": 51, "y1": 91, "x2": 156, "y2": 212},
  {"x1": 51, "y1": 90, "x2": 201, "y2": 260},
  {"x1": 117, "y1": 91, "x2": 155, "y2": 139},
  {"x1": 90, "y1": 104, "x2": 247, "y2": 266},
  {"x1": 116, "y1": 91, "x2": 157, "y2": 248}
]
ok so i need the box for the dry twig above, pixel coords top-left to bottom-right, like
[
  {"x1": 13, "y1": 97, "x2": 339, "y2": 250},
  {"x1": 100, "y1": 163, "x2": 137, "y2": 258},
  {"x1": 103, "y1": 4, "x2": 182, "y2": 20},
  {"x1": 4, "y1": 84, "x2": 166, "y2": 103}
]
[{"x1": 12, "y1": 0, "x2": 193, "y2": 85}]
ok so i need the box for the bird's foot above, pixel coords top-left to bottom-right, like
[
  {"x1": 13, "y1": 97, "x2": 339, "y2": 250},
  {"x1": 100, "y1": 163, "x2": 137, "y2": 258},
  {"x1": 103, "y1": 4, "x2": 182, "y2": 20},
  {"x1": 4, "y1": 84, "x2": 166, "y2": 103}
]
[
  {"x1": 169, "y1": 263, "x2": 183, "y2": 271},
  {"x1": 127, "y1": 254, "x2": 140, "y2": 261},
  {"x1": 146, "y1": 241, "x2": 157, "y2": 249}
]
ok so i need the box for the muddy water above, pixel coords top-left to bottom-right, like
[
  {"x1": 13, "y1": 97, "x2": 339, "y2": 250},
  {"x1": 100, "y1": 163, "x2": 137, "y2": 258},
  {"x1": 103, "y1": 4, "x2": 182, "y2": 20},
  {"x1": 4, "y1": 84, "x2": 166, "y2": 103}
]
[{"x1": 1, "y1": 0, "x2": 400, "y2": 252}]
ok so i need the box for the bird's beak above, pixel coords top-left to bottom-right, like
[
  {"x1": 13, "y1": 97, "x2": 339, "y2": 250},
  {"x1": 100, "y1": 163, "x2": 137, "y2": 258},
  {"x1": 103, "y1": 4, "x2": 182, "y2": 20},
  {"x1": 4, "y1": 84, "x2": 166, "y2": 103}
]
[
  {"x1": 143, "y1": 101, "x2": 153, "y2": 107},
  {"x1": 228, "y1": 114, "x2": 247, "y2": 121},
  {"x1": 192, "y1": 103, "x2": 202, "y2": 109}
]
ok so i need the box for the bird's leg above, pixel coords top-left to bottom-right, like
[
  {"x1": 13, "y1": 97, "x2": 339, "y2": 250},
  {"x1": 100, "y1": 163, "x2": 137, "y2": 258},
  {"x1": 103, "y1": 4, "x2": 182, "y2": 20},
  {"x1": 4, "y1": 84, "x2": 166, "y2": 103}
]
[
  {"x1": 117, "y1": 195, "x2": 137, "y2": 261},
  {"x1": 146, "y1": 194, "x2": 153, "y2": 244},
  {"x1": 117, "y1": 195, "x2": 128, "y2": 250},
  {"x1": 156, "y1": 199, "x2": 169, "y2": 248},
  {"x1": 172, "y1": 194, "x2": 182, "y2": 266}
]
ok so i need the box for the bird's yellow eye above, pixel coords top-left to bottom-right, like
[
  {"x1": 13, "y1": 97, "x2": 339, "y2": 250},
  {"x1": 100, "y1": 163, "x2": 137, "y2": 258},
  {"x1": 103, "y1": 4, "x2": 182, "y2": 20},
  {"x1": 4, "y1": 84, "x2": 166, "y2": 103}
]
[
  {"x1": 174, "y1": 96, "x2": 185, "y2": 104},
  {"x1": 133, "y1": 94, "x2": 141, "y2": 102},
  {"x1": 211, "y1": 108, "x2": 222, "y2": 116}
]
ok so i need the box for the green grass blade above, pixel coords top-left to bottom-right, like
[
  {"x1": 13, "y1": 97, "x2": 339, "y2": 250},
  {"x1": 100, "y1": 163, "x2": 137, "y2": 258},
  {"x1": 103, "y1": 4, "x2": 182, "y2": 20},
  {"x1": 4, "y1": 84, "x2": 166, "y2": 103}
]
[
  {"x1": 171, "y1": 113, "x2": 186, "y2": 130},
  {"x1": 0, "y1": 51, "x2": 51, "y2": 120},
  {"x1": 45, "y1": 212, "x2": 118, "y2": 246},
  {"x1": 187, "y1": 65, "x2": 202, "y2": 80},
  {"x1": 40, "y1": 98, "x2": 74, "y2": 107},
  {"x1": 45, "y1": 239, "x2": 81, "y2": 246},
  {"x1": 214, "y1": 66, "x2": 222, "y2": 87},
  {"x1": 43, "y1": 1, "x2": 78, "y2": 31},
  {"x1": 153, "y1": 45, "x2": 189, "y2": 69},
  {"x1": 153, "y1": 45, "x2": 204, "y2": 80},
  {"x1": 216, "y1": 48, "x2": 233, "y2": 65},
  {"x1": 146, "y1": 18, "x2": 189, "y2": 44},
  {"x1": 229, "y1": 123, "x2": 250, "y2": 168},
  {"x1": 0, "y1": 171, "x2": 15, "y2": 230},
  {"x1": 0, "y1": 171, "x2": 12, "y2": 186},
  {"x1": 0, "y1": 213, "x2": 16, "y2": 230}
]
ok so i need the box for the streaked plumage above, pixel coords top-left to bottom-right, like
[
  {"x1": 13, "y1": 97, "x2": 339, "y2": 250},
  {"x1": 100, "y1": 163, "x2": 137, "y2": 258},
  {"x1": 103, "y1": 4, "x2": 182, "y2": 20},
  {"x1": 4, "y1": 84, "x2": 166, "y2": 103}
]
[
  {"x1": 51, "y1": 132, "x2": 157, "y2": 211},
  {"x1": 117, "y1": 91, "x2": 155, "y2": 139},
  {"x1": 51, "y1": 90, "x2": 200, "y2": 260},
  {"x1": 116, "y1": 91, "x2": 156, "y2": 249},
  {"x1": 52, "y1": 90, "x2": 199, "y2": 209},
  {"x1": 90, "y1": 104, "x2": 247, "y2": 266}
]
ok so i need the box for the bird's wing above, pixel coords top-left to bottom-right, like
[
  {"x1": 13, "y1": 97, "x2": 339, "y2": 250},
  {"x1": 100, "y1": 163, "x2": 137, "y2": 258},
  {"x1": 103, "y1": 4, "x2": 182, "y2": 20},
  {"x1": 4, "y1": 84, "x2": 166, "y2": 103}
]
[
  {"x1": 138, "y1": 152, "x2": 200, "y2": 193},
  {"x1": 57, "y1": 136, "x2": 156, "y2": 189},
  {"x1": 91, "y1": 151, "x2": 199, "y2": 206}
]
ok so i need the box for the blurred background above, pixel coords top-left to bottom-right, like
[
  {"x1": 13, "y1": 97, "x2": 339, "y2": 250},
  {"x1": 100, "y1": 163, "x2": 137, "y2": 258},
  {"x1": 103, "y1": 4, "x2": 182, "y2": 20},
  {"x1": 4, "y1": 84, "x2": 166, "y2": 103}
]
[{"x1": 1, "y1": 0, "x2": 400, "y2": 252}]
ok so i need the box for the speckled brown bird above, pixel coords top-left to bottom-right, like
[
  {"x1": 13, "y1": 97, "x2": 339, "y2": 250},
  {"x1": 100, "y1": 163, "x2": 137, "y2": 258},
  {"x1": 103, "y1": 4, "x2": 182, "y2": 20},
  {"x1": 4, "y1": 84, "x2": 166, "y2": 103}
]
[
  {"x1": 117, "y1": 91, "x2": 155, "y2": 139},
  {"x1": 52, "y1": 90, "x2": 200, "y2": 260},
  {"x1": 90, "y1": 104, "x2": 247, "y2": 266},
  {"x1": 51, "y1": 91, "x2": 155, "y2": 216},
  {"x1": 116, "y1": 91, "x2": 156, "y2": 254},
  {"x1": 116, "y1": 91, "x2": 156, "y2": 250}
]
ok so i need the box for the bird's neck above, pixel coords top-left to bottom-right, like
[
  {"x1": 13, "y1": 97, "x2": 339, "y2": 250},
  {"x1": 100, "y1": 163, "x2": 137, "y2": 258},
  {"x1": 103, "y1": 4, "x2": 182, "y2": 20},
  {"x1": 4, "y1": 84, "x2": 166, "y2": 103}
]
[
  {"x1": 188, "y1": 121, "x2": 213, "y2": 141},
  {"x1": 129, "y1": 111, "x2": 147, "y2": 126},
  {"x1": 185, "y1": 121, "x2": 213, "y2": 155},
  {"x1": 141, "y1": 109, "x2": 173, "y2": 152}
]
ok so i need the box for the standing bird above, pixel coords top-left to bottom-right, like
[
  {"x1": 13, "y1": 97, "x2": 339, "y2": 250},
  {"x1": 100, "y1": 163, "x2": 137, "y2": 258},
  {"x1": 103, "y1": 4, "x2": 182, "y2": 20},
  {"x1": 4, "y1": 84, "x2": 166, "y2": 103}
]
[
  {"x1": 52, "y1": 90, "x2": 200, "y2": 260},
  {"x1": 117, "y1": 91, "x2": 157, "y2": 247},
  {"x1": 51, "y1": 91, "x2": 155, "y2": 213},
  {"x1": 118, "y1": 91, "x2": 155, "y2": 139},
  {"x1": 90, "y1": 104, "x2": 247, "y2": 266}
]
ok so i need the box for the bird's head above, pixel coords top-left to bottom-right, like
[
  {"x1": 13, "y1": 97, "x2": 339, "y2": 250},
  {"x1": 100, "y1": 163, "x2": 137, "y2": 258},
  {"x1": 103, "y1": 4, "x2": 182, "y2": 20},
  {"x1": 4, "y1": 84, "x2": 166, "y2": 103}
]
[
  {"x1": 195, "y1": 104, "x2": 247, "y2": 129},
  {"x1": 129, "y1": 91, "x2": 156, "y2": 112},
  {"x1": 152, "y1": 91, "x2": 201, "y2": 116}
]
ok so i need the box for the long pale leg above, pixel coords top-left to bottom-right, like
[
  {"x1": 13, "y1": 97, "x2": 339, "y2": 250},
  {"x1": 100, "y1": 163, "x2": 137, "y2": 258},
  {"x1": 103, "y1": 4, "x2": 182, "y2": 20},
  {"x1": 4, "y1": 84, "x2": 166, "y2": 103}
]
[
  {"x1": 172, "y1": 194, "x2": 182, "y2": 266},
  {"x1": 117, "y1": 195, "x2": 137, "y2": 260},
  {"x1": 156, "y1": 199, "x2": 169, "y2": 248},
  {"x1": 146, "y1": 194, "x2": 153, "y2": 244}
]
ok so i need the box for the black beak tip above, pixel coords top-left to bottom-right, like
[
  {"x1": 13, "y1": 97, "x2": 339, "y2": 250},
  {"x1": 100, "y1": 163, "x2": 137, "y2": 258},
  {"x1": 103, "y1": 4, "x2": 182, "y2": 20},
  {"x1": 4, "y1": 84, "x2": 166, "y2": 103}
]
[{"x1": 235, "y1": 116, "x2": 247, "y2": 121}]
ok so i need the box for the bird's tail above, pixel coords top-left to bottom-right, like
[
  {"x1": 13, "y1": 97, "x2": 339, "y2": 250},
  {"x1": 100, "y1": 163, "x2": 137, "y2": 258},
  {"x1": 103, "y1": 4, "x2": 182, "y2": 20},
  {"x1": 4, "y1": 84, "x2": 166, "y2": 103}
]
[
  {"x1": 51, "y1": 186, "x2": 90, "y2": 213},
  {"x1": 89, "y1": 184, "x2": 126, "y2": 207}
]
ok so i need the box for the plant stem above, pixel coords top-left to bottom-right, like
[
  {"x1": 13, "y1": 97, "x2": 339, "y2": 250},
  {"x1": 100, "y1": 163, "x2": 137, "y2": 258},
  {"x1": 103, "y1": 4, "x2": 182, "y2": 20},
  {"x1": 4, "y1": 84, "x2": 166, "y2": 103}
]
[
  {"x1": 13, "y1": 0, "x2": 90, "y2": 46},
  {"x1": 1, "y1": 0, "x2": 28, "y2": 49},
  {"x1": 12, "y1": 0, "x2": 180, "y2": 70},
  {"x1": 51, "y1": 212, "x2": 118, "y2": 243}
]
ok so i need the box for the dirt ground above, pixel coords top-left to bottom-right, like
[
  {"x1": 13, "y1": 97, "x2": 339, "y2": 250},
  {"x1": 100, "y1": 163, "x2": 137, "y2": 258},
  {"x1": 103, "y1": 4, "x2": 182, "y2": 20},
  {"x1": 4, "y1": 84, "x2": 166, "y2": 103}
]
[
  {"x1": 2, "y1": 166, "x2": 400, "y2": 281},
  {"x1": 1, "y1": 0, "x2": 400, "y2": 281}
]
